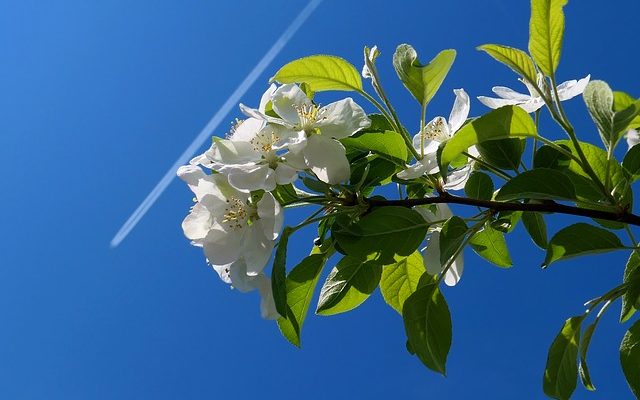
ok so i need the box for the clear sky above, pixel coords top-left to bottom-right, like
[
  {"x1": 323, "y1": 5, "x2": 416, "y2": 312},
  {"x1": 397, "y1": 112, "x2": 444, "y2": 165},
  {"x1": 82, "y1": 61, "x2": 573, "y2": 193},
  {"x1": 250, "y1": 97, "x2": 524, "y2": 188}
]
[{"x1": 2, "y1": 0, "x2": 639, "y2": 398}]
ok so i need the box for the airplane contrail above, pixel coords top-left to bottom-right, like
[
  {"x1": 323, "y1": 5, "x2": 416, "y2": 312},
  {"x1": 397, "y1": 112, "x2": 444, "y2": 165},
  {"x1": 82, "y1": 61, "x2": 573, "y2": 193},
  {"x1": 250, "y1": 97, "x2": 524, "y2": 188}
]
[{"x1": 110, "y1": 0, "x2": 323, "y2": 248}]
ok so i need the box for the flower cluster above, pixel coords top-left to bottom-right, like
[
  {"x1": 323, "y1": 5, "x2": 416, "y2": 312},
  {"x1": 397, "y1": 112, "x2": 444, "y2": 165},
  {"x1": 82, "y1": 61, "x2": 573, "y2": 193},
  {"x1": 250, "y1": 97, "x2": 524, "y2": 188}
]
[{"x1": 178, "y1": 83, "x2": 371, "y2": 318}]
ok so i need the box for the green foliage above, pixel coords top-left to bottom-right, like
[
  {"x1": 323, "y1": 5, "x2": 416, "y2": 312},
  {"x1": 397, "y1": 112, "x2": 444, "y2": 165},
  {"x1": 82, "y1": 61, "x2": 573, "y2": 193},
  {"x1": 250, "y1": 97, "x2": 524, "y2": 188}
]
[
  {"x1": 621, "y1": 252, "x2": 640, "y2": 323},
  {"x1": 543, "y1": 316, "x2": 583, "y2": 400},
  {"x1": 439, "y1": 217, "x2": 468, "y2": 266},
  {"x1": 440, "y1": 106, "x2": 537, "y2": 169},
  {"x1": 380, "y1": 252, "x2": 426, "y2": 314},
  {"x1": 392, "y1": 44, "x2": 456, "y2": 110},
  {"x1": 341, "y1": 129, "x2": 408, "y2": 165},
  {"x1": 477, "y1": 44, "x2": 537, "y2": 84},
  {"x1": 403, "y1": 283, "x2": 452, "y2": 375},
  {"x1": 277, "y1": 250, "x2": 329, "y2": 347},
  {"x1": 578, "y1": 319, "x2": 599, "y2": 391},
  {"x1": 477, "y1": 139, "x2": 526, "y2": 171},
  {"x1": 316, "y1": 256, "x2": 382, "y2": 316},
  {"x1": 332, "y1": 207, "x2": 429, "y2": 264},
  {"x1": 583, "y1": 81, "x2": 616, "y2": 149},
  {"x1": 522, "y1": 211, "x2": 548, "y2": 249},
  {"x1": 469, "y1": 224, "x2": 512, "y2": 267},
  {"x1": 529, "y1": 0, "x2": 567, "y2": 76},
  {"x1": 623, "y1": 144, "x2": 640, "y2": 182},
  {"x1": 271, "y1": 55, "x2": 363, "y2": 92},
  {"x1": 620, "y1": 320, "x2": 640, "y2": 398},
  {"x1": 614, "y1": 91, "x2": 640, "y2": 130},
  {"x1": 495, "y1": 168, "x2": 576, "y2": 201},
  {"x1": 543, "y1": 223, "x2": 625, "y2": 267},
  {"x1": 464, "y1": 171, "x2": 494, "y2": 201},
  {"x1": 272, "y1": 227, "x2": 293, "y2": 316}
]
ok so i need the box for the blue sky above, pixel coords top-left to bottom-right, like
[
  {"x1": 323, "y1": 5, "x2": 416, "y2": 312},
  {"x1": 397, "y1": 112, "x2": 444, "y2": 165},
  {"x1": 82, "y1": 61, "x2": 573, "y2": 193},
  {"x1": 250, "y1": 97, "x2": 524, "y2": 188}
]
[{"x1": 2, "y1": 0, "x2": 639, "y2": 398}]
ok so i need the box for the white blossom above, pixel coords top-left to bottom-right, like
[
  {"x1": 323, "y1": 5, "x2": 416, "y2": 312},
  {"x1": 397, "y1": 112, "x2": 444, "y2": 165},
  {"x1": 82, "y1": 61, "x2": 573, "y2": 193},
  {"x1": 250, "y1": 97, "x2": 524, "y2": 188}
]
[
  {"x1": 626, "y1": 129, "x2": 640, "y2": 151},
  {"x1": 477, "y1": 73, "x2": 590, "y2": 113},
  {"x1": 177, "y1": 165, "x2": 283, "y2": 276},
  {"x1": 240, "y1": 83, "x2": 371, "y2": 184},
  {"x1": 416, "y1": 203, "x2": 463, "y2": 286}
]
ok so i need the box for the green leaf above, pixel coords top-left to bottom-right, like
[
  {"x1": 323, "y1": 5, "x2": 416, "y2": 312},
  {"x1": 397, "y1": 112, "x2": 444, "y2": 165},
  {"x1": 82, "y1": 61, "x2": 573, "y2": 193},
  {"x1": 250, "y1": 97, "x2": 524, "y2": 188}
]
[
  {"x1": 271, "y1": 227, "x2": 292, "y2": 316},
  {"x1": 623, "y1": 143, "x2": 640, "y2": 181},
  {"x1": 522, "y1": 211, "x2": 548, "y2": 249},
  {"x1": 341, "y1": 130, "x2": 408, "y2": 165},
  {"x1": 476, "y1": 138, "x2": 526, "y2": 171},
  {"x1": 332, "y1": 207, "x2": 429, "y2": 264},
  {"x1": 316, "y1": 256, "x2": 382, "y2": 316},
  {"x1": 464, "y1": 171, "x2": 494, "y2": 201},
  {"x1": 477, "y1": 44, "x2": 538, "y2": 84},
  {"x1": 271, "y1": 55, "x2": 363, "y2": 92},
  {"x1": 349, "y1": 155, "x2": 398, "y2": 190},
  {"x1": 277, "y1": 251, "x2": 329, "y2": 347},
  {"x1": 621, "y1": 320, "x2": 640, "y2": 398},
  {"x1": 613, "y1": 99, "x2": 640, "y2": 139},
  {"x1": 440, "y1": 106, "x2": 537, "y2": 169},
  {"x1": 439, "y1": 217, "x2": 468, "y2": 266},
  {"x1": 271, "y1": 184, "x2": 299, "y2": 205},
  {"x1": 469, "y1": 224, "x2": 512, "y2": 267},
  {"x1": 492, "y1": 210, "x2": 523, "y2": 233},
  {"x1": 583, "y1": 80, "x2": 615, "y2": 149},
  {"x1": 495, "y1": 168, "x2": 576, "y2": 201},
  {"x1": 402, "y1": 283, "x2": 452, "y2": 375},
  {"x1": 621, "y1": 251, "x2": 640, "y2": 323},
  {"x1": 614, "y1": 91, "x2": 640, "y2": 130},
  {"x1": 543, "y1": 316, "x2": 583, "y2": 400},
  {"x1": 380, "y1": 252, "x2": 426, "y2": 314},
  {"x1": 393, "y1": 44, "x2": 456, "y2": 109},
  {"x1": 529, "y1": 0, "x2": 568, "y2": 76},
  {"x1": 578, "y1": 321, "x2": 598, "y2": 391},
  {"x1": 543, "y1": 223, "x2": 625, "y2": 267}
]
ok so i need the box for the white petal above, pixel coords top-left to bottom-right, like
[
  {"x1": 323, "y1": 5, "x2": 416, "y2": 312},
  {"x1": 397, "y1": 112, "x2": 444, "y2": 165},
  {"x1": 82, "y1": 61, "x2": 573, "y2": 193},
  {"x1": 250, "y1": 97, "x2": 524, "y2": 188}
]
[
  {"x1": 242, "y1": 228, "x2": 275, "y2": 275},
  {"x1": 253, "y1": 274, "x2": 280, "y2": 320},
  {"x1": 315, "y1": 98, "x2": 371, "y2": 139},
  {"x1": 208, "y1": 139, "x2": 260, "y2": 166},
  {"x1": 227, "y1": 259, "x2": 256, "y2": 293},
  {"x1": 557, "y1": 74, "x2": 591, "y2": 101},
  {"x1": 397, "y1": 159, "x2": 430, "y2": 180},
  {"x1": 177, "y1": 165, "x2": 222, "y2": 202},
  {"x1": 477, "y1": 96, "x2": 521, "y2": 109},
  {"x1": 271, "y1": 84, "x2": 311, "y2": 125},
  {"x1": 517, "y1": 98, "x2": 545, "y2": 113},
  {"x1": 423, "y1": 232, "x2": 443, "y2": 276},
  {"x1": 212, "y1": 262, "x2": 233, "y2": 285},
  {"x1": 203, "y1": 229, "x2": 243, "y2": 266},
  {"x1": 228, "y1": 118, "x2": 264, "y2": 142},
  {"x1": 274, "y1": 163, "x2": 299, "y2": 185},
  {"x1": 443, "y1": 253, "x2": 464, "y2": 286},
  {"x1": 177, "y1": 164, "x2": 206, "y2": 187},
  {"x1": 282, "y1": 150, "x2": 307, "y2": 170},
  {"x1": 626, "y1": 129, "x2": 640, "y2": 150},
  {"x1": 444, "y1": 165, "x2": 472, "y2": 191},
  {"x1": 257, "y1": 192, "x2": 283, "y2": 241},
  {"x1": 227, "y1": 165, "x2": 275, "y2": 192},
  {"x1": 276, "y1": 130, "x2": 307, "y2": 153},
  {"x1": 412, "y1": 132, "x2": 440, "y2": 156},
  {"x1": 302, "y1": 135, "x2": 350, "y2": 184},
  {"x1": 181, "y1": 203, "x2": 212, "y2": 241},
  {"x1": 491, "y1": 86, "x2": 531, "y2": 101},
  {"x1": 239, "y1": 103, "x2": 290, "y2": 128},
  {"x1": 448, "y1": 89, "x2": 470, "y2": 134},
  {"x1": 258, "y1": 84, "x2": 277, "y2": 113}
]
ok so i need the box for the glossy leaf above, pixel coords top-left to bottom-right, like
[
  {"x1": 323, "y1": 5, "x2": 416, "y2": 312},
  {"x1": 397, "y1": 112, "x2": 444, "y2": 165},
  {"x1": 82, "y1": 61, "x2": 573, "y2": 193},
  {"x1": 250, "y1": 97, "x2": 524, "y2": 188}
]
[
  {"x1": 393, "y1": 44, "x2": 456, "y2": 108},
  {"x1": 529, "y1": 0, "x2": 568, "y2": 76},
  {"x1": 495, "y1": 168, "x2": 576, "y2": 201},
  {"x1": 341, "y1": 130, "x2": 408, "y2": 165},
  {"x1": 380, "y1": 252, "x2": 426, "y2": 314},
  {"x1": 477, "y1": 138, "x2": 526, "y2": 171},
  {"x1": 464, "y1": 171, "x2": 494, "y2": 201},
  {"x1": 316, "y1": 256, "x2": 382, "y2": 316},
  {"x1": 543, "y1": 223, "x2": 625, "y2": 267},
  {"x1": 477, "y1": 44, "x2": 537, "y2": 84},
  {"x1": 469, "y1": 224, "x2": 512, "y2": 267},
  {"x1": 332, "y1": 207, "x2": 429, "y2": 264},
  {"x1": 621, "y1": 251, "x2": 640, "y2": 323},
  {"x1": 623, "y1": 144, "x2": 640, "y2": 181},
  {"x1": 614, "y1": 91, "x2": 640, "y2": 130},
  {"x1": 271, "y1": 228, "x2": 292, "y2": 316},
  {"x1": 522, "y1": 211, "x2": 548, "y2": 249},
  {"x1": 403, "y1": 283, "x2": 452, "y2": 375},
  {"x1": 440, "y1": 106, "x2": 537, "y2": 169},
  {"x1": 583, "y1": 80, "x2": 615, "y2": 148},
  {"x1": 277, "y1": 251, "x2": 328, "y2": 347},
  {"x1": 271, "y1": 55, "x2": 362, "y2": 92},
  {"x1": 620, "y1": 320, "x2": 640, "y2": 399},
  {"x1": 543, "y1": 316, "x2": 583, "y2": 400},
  {"x1": 578, "y1": 321, "x2": 598, "y2": 391},
  {"x1": 439, "y1": 217, "x2": 468, "y2": 266}
]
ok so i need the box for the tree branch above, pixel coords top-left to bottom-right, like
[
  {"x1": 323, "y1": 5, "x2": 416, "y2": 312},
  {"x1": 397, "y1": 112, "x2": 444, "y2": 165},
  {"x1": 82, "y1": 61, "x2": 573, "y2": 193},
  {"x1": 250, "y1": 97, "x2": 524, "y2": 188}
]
[{"x1": 367, "y1": 193, "x2": 640, "y2": 227}]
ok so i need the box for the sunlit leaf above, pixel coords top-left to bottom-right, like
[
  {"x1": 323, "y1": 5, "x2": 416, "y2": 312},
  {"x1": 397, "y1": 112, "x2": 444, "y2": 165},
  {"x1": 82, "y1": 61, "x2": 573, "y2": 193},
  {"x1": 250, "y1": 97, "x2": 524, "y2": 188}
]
[
  {"x1": 271, "y1": 55, "x2": 363, "y2": 92},
  {"x1": 543, "y1": 316, "x2": 583, "y2": 400},
  {"x1": 620, "y1": 320, "x2": 640, "y2": 398},
  {"x1": 543, "y1": 223, "x2": 625, "y2": 267},
  {"x1": 380, "y1": 252, "x2": 426, "y2": 314},
  {"x1": 469, "y1": 224, "x2": 512, "y2": 267},
  {"x1": 529, "y1": 0, "x2": 568, "y2": 76},
  {"x1": 522, "y1": 211, "x2": 548, "y2": 249},
  {"x1": 495, "y1": 168, "x2": 576, "y2": 201},
  {"x1": 478, "y1": 44, "x2": 537, "y2": 84}
]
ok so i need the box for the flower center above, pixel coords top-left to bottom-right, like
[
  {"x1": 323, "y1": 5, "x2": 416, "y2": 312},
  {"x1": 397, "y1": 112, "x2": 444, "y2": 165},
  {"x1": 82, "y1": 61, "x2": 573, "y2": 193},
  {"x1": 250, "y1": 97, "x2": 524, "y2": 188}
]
[
  {"x1": 250, "y1": 129, "x2": 281, "y2": 155},
  {"x1": 222, "y1": 197, "x2": 254, "y2": 230},
  {"x1": 295, "y1": 104, "x2": 325, "y2": 134},
  {"x1": 422, "y1": 117, "x2": 450, "y2": 142}
]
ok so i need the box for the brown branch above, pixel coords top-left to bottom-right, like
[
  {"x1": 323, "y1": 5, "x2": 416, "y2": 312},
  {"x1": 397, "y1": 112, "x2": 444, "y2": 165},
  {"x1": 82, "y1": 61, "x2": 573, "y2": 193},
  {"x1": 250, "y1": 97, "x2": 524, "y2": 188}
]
[{"x1": 367, "y1": 193, "x2": 640, "y2": 227}]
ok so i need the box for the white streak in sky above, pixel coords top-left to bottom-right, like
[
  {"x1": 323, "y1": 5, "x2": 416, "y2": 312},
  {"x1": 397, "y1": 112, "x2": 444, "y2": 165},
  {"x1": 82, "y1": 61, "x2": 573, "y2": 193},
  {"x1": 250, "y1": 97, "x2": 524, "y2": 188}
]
[{"x1": 110, "y1": 0, "x2": 322, "y2": 248}]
